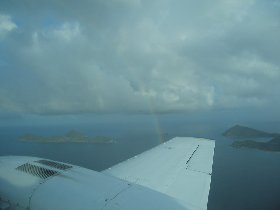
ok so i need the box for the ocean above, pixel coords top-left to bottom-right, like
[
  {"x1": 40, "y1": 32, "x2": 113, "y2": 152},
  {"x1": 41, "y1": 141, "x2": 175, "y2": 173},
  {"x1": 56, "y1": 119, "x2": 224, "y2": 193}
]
[{"x1": 1, "y1": 116, "x2": 280, "y2": 210}]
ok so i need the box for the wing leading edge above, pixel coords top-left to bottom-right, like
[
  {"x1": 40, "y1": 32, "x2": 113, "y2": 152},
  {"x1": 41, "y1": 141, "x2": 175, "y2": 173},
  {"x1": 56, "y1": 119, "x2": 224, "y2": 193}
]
[{"x1": 103, "y1": 137, "x2": 215, "y2": 210}]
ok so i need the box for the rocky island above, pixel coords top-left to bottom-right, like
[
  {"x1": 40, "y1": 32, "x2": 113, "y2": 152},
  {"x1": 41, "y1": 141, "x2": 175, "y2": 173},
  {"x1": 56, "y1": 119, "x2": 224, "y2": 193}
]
[
  {"x1": 232, "y1": 136, "x2": 280, "y2": 152},
  {"x1": 19, "y1": 129, "x2": 114, "y2": 144},
  {"x1": 223, "y1": 124, "x2": 278, "y2": 138},
  {"x1": 223, "y1": 125, "x2": 280, "y2": 152}
]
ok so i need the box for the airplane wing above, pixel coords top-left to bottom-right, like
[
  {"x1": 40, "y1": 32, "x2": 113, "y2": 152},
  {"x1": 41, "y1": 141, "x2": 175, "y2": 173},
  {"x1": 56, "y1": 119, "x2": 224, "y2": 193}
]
[
  {"x1": 0, "y1": 137, "x2": 215, "y2": 210},
  {"x1": 103, "y1": 137, "x2": 215, "y2": 210}
]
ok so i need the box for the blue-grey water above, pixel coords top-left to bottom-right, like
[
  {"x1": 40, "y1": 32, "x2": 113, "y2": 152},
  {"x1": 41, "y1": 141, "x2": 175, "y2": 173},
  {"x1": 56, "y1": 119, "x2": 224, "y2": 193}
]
[{"x1": 1, "y1": 116, "x2": 280, "y2": 210}]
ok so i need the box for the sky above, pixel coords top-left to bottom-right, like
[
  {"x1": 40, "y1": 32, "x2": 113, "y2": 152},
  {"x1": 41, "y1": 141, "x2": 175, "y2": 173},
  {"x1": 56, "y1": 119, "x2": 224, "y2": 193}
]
[{"x1": 0, "y1": 0, "x2": 280, "y2": 122}]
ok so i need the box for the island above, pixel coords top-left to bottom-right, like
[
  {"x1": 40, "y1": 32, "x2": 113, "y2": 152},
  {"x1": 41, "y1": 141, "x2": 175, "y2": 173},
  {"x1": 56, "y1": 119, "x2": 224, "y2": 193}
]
[
  {"x1": 223, "y1": 125, "x2": 280, "y2": 152},
  {"x1": 223, "y1": 125, "x2": 278, "y2": 138},
  {"x1": 232, "y1": 136, "x2": 280, "y2": 152},
  {"x1": 19, "y1": 129, "x2": 114, "y2": 144}
]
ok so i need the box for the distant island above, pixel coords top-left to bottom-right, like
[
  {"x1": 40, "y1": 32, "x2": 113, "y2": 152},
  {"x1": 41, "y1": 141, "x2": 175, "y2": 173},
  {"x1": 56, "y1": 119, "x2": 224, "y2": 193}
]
[
  {"x1": 223, "y1": 125, "x2": 280, "y2": 152},
  {"x1": 19, "y1": 130, "x2": 114, "y2": 144},
  {"x1": 223, "y1": 125, "x2": 278, "y2": 138},
  {"x1": 232, "y1": 136, "x2": 280, "y2": 152}
]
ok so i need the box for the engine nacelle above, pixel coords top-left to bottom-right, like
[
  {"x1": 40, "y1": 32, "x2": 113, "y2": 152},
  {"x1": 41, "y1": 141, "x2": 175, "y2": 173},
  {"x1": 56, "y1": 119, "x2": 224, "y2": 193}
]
[{"x1": 0, "y1": 156, "x2": 187, "y2": 210}]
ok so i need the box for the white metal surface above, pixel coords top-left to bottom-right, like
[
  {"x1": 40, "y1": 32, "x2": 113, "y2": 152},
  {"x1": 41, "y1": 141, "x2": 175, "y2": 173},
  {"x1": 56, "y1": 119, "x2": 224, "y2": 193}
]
[
  {"x1": 0, "y1": 156, "x2": 43, "y2": 209},
  {"x1": 103, "y1": 137, "x2": 215, "y2": 210},
  {"x1": 0, "y1": 156, "x2": 186, "y2": 210},
  {"x1": 0, "y1": 137, "x2": 215, "y2": 210}
]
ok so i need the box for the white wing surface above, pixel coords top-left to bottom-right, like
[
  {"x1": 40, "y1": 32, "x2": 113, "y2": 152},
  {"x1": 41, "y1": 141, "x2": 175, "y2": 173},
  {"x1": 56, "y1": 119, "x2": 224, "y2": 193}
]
[{"x1": 103, "y1": 137, "x2": 215, "y2": 210}]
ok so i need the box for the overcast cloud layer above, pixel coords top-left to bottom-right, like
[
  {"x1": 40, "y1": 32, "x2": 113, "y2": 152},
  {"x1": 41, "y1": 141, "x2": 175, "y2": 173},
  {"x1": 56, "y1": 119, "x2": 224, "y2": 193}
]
[{"x1": 0, "y1": 0, "x2": 280, "y2": 115}]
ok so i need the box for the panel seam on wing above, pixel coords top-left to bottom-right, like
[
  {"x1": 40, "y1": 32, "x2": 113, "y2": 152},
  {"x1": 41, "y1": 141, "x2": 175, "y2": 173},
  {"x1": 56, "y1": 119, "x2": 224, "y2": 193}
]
[
  {"x1": 101, "y1": 183, "x2": 133, "y2": 210},
  {"x1": 186, "y1": 144, "x2": 200, "y2": 168}
]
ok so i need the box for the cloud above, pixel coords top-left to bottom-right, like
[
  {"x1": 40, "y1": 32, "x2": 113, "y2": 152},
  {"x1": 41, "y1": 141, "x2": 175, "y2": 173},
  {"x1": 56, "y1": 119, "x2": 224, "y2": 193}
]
[
  {"x1": 0, "y1": 0, "x2": 280, "y2": 115},
  {"x1": 47, "y1": 22, "x2": 81, "y2": 42},
  {"x1": 0, "y1": 14, "x2": 17, "y2": 38}
]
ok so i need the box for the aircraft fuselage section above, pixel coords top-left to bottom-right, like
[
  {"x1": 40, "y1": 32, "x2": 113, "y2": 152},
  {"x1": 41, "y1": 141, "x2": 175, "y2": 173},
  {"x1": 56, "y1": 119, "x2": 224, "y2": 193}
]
[{"x1": 0, "y1": 156, "x2": 187, "y2": 210}]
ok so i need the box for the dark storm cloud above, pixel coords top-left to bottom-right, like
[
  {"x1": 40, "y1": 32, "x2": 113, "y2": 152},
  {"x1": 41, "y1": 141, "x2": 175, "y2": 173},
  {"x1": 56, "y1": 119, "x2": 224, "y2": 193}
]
[{"x1": 0, "y1": 0, "x2": 279, "y2": 114}]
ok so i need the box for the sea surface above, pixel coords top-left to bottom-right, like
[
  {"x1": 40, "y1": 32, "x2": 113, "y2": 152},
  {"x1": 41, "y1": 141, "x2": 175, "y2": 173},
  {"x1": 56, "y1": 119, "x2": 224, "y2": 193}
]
[{"x1": 1, "y1": 116, "x2": 280, "y2": 210}]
